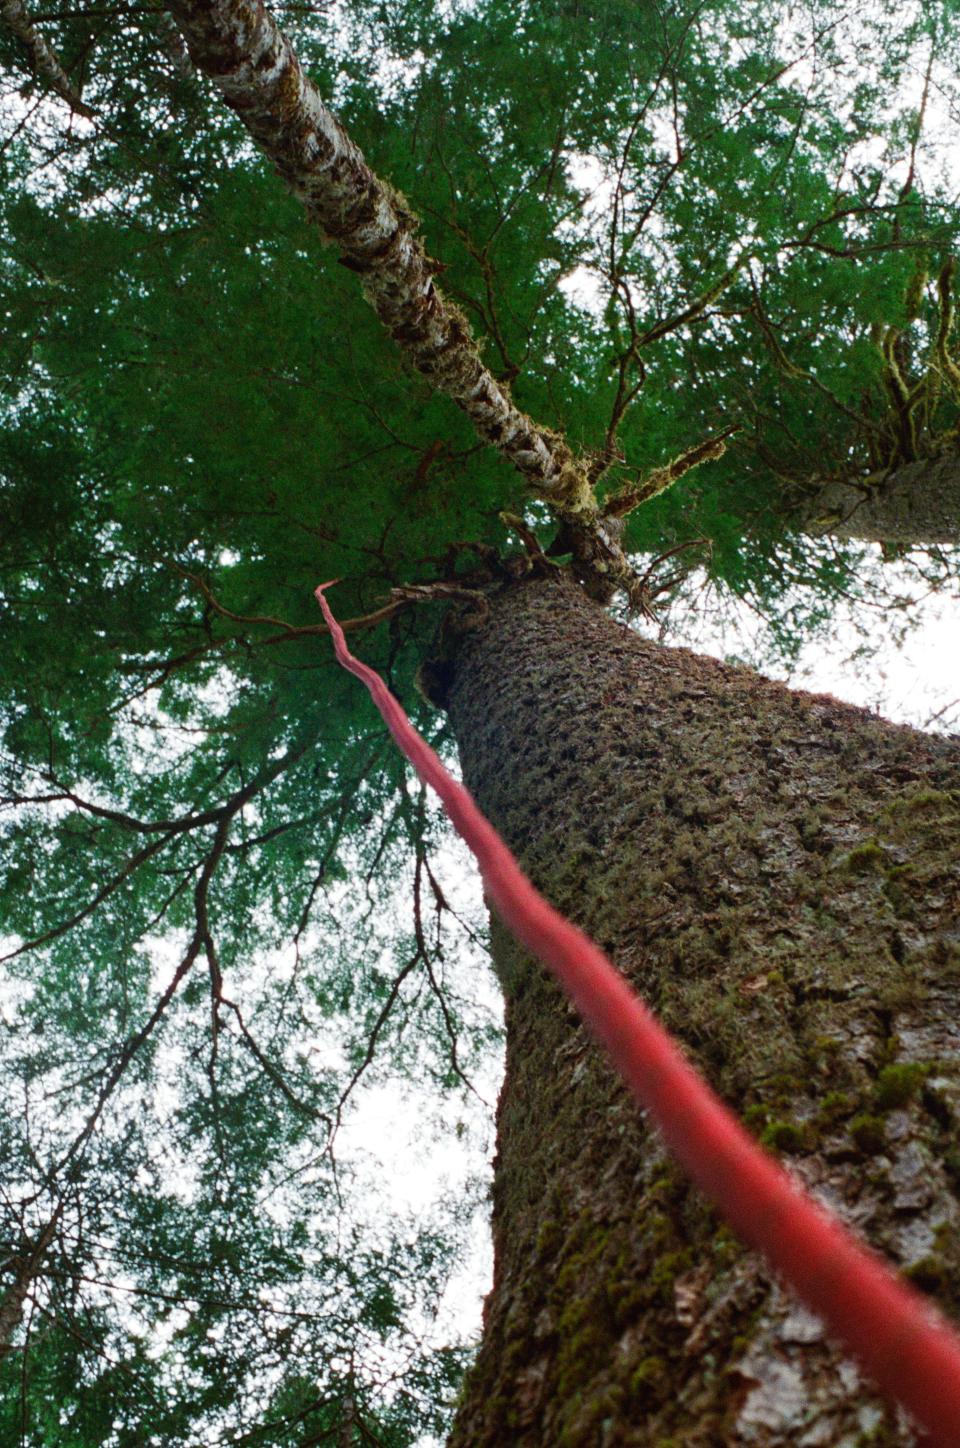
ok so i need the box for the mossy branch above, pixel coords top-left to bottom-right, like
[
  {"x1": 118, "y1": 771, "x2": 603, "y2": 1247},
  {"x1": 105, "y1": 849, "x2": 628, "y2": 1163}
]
[
  {"x1": 903, "y1": 258, "x2": 929, "y2": 323},
  {"x1": 601, "y1": 426, "x2": 739, "y2": 519},
  {"x1": 865, "y1": 256, "x2": 960, "y2": 470},
  {"x1": 934, "y1": 257, "x2": 960, "y2": 397},
  {"x1": 166, "y1": 0, "x2": 601, "y2": 527},
  {"x1": 637, "y1": 250, "x2": 753, "y2": 349}
]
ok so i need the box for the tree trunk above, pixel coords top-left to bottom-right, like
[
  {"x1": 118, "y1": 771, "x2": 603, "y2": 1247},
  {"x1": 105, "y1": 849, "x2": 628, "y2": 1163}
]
[
  {"x1": 805, "y1": 453, "x2": 960, "y2": 546},
  {"x1": 0, "y1": 1210, "x2": 59, "y2": 1356},
  {"x1": 442, "y1": 573, "x2": 960, "y2": 1446}
]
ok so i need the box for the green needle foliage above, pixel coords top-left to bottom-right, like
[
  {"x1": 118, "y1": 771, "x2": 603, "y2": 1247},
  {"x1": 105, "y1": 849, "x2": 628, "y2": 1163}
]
[{"x1": 2, "y1": 0, "x2": 960, "y2": 1442}]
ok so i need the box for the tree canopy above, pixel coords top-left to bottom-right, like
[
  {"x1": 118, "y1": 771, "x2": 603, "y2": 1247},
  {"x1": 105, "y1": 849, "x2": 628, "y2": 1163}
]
[{"x1": 2, "y1": 0, "x2": 960, "y2": 1442}]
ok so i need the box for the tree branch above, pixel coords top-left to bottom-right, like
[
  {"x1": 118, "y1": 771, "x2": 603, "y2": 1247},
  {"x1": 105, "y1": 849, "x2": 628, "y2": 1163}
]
[
  {"x1": 165, "y1": 0, "x2": 596, "y2": 523},
  {"x1": 1, "y1": 0, "x2": 93, "y2": 116}
]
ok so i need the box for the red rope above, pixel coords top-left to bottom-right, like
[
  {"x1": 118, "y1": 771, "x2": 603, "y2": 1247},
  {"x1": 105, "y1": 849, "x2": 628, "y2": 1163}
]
[{"x1": 316, "y1": 582, "x2": 960, "y2": 1442}]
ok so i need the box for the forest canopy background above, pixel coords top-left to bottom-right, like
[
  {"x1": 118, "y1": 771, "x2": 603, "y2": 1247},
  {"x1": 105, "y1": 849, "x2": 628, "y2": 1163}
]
[{"x1": 2, "y1": 0, "x2": 960, "y2": 1443}]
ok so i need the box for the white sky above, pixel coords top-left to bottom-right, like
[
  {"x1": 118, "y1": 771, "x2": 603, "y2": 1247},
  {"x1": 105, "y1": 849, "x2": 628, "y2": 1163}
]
[{"x1": 662, "y1": 553, "x2": 960, "y2": 731}]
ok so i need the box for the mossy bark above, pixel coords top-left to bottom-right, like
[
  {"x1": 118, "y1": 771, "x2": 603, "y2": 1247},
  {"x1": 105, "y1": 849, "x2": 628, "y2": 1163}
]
[
  {"x1": 806, "y1": 453, "x2": 960, "y2": 546},
  {"x1": 443, "y1": 574, "x2": 960, "y2": 1446}
]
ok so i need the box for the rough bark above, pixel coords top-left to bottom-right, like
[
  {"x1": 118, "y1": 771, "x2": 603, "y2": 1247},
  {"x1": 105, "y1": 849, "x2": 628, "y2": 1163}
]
[
  {"x1": 805, "y1": 452, "x2": 960, "y2": 546},
  {"x1": 1, "y1": 0, "x2": 92, "y2": 117},
  {"x1": 442, "y1": 574, "x2": 960, "y2": 1446}
]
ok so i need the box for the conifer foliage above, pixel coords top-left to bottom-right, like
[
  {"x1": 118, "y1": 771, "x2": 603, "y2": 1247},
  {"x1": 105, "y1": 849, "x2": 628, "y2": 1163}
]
[{"x1": 1, "y1": 0, "x2": 960, "y2": 1442}]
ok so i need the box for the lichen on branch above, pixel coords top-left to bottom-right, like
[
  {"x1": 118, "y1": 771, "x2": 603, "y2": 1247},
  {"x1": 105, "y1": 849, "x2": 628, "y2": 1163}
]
[
  {"x1": 1, "y1": 0, "x2": 92, "y2": 117},
  {"x1": 165, "y1": 0, "x2": 733, "y2": 607},
  {"x1": 166, "y1": 0, "x2": 597, "y2": 520}
]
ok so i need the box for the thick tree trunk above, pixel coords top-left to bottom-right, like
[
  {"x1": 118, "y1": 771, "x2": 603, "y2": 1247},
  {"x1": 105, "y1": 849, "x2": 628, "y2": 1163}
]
[
  {"x1": 443, "y1": 574, "x2": 960, "y2": 1446},
  {"x1": 805, "y1": 453, "x2": 960, "y2": 546}
]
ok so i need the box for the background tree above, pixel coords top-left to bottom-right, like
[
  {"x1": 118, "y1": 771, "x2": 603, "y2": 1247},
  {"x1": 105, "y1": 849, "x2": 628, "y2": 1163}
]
[{"x1": 2, "y1": 0, "x2": 960, "y2": 1442}]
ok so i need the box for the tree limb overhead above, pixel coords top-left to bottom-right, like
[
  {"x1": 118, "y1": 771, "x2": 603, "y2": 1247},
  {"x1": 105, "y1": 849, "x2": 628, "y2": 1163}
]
[
  {"x1": 166, "y1": 0, "x2": 598, "y2": 525},
  {"x1": 1, "y1": 0, "x2": 93, "y2": 117}
]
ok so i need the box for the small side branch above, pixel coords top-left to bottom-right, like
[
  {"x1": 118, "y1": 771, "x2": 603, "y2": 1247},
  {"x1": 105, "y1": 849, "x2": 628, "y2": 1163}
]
[
  {"x1": 602, "y1": 426, "x2": 739, "y2": 519},
  {"x1": 0, "y1": 1206, "x2": 61, "y2": 1355}
]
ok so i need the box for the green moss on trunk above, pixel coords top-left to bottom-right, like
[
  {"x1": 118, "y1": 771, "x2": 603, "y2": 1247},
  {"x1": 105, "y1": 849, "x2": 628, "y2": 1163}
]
[{"x1": 443, "y1": 575, "x2": 960, "y2": 1446}]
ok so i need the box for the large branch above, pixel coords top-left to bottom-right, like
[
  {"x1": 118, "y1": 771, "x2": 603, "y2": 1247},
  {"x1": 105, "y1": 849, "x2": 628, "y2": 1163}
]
[
  {"x1": 165, "y1": 0, "x2": 596, "y2": 525},
  {"x1": 805, "y1": 450, "x2": 960, "y2": 546},
  {"x1": 1, "y1": 0, "x2": 93, "y2": 117}
]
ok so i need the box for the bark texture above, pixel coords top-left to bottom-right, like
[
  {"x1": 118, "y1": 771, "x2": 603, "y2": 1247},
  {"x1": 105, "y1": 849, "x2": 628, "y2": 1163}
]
[
  {"x1": 443, "y1": 574, "x2": 960, "y2": 1446},
  {"x1": 1, "y1": 0, "x2": 92, "y2": 116},
  {"x1": 806, "y1": 452, "x2": 960, "y2": 546}
]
